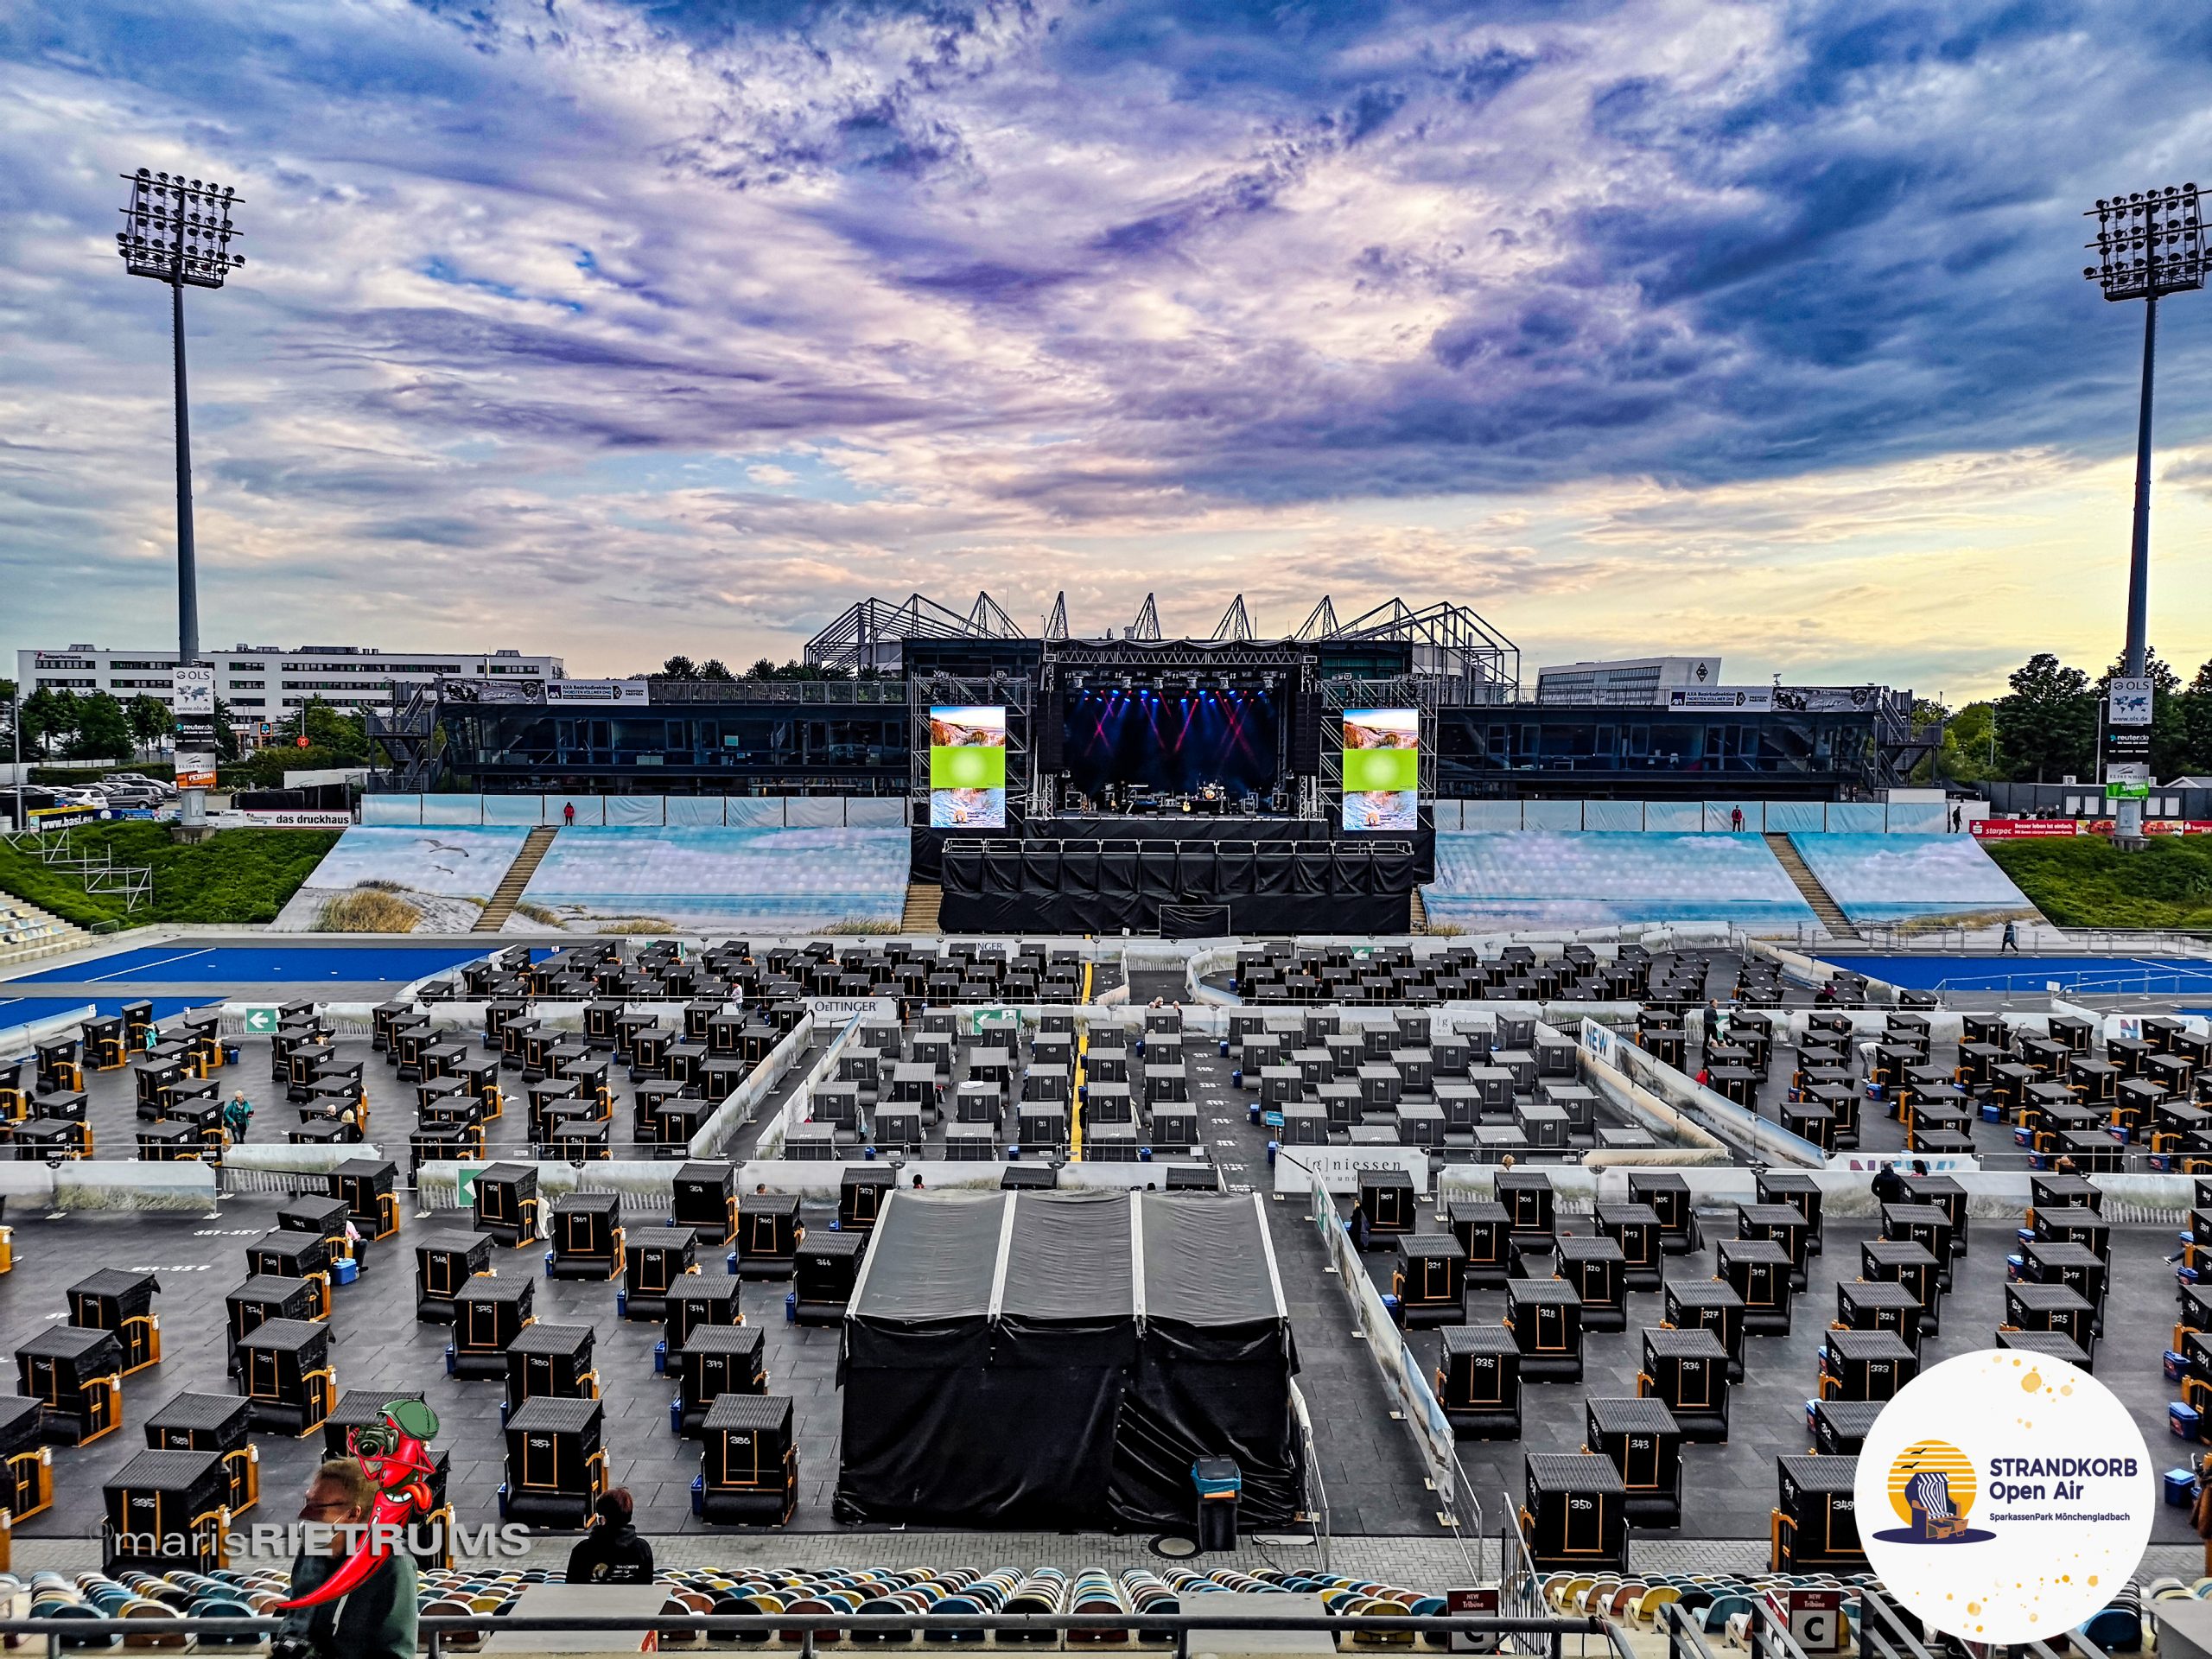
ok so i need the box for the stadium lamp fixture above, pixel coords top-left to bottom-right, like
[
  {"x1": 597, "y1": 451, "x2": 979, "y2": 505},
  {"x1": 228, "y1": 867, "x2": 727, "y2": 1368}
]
[
  {"x1": 116, "y1": 168, "x2": 245, "y2": 835},
  {"x1": 2082, "y1": 184, "x2": 2204, "y2": 846}
]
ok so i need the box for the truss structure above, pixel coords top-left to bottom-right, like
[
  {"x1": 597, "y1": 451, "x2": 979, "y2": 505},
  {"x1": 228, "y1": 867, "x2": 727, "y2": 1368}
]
[
  {"x1": 1325, "y1": 599, "x2": 1520, "y2": 702},
  {"x1": 805, "y1": 591, "x2": 1027, "y2": 673},
  {"x1": 804, "y1": 587, "x2": 1516, "y2": 696},
  {"x1": 909, "y1": 673, "x2": 1035, "y2": 817},
  {"x1": 1319, "y1": 677, "x2": 1437, "y2": 825}
]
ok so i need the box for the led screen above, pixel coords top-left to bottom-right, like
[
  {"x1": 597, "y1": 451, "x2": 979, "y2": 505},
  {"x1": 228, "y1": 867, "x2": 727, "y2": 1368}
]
[
  {"x1": 1342, "y1": 708, "x2": 1418, "y2": 831},
  {"x1": 929, "y1": 705, "x2": 1007, "y2": 830}
]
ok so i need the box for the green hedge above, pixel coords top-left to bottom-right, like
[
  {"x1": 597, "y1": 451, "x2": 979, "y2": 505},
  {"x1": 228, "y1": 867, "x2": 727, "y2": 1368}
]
[
  {"x1": 0, "y1": 823, "x2": 343, "y2": 929},
  {"x1": 1982, "y1": 835, "x2": 2212, "y2": 931}
]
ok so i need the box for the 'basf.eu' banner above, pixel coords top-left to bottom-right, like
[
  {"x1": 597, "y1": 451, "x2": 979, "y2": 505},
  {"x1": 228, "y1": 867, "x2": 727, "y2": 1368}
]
[
  {"x1": 1856, "y1": 1351, "x2": 2152, "y2": 1644},
  {"x1": 544, "y1": 679, "x2": 651, "y2": 705}
]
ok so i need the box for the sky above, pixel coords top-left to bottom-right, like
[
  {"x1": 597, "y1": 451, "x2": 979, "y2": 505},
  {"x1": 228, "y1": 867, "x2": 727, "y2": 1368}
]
[{"x1": 3, "y1": 0, "x2": 2212, "y2": 702}]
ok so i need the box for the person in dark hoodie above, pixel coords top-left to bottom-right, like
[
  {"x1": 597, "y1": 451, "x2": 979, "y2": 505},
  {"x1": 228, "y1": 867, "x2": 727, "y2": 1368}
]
[
  {"x1": 1870, "y1": 1160, "x2": 1906, "y2": 1207},
  {"x1": 566, "y1": 1488, "x2": 654, "y2": 1586}
]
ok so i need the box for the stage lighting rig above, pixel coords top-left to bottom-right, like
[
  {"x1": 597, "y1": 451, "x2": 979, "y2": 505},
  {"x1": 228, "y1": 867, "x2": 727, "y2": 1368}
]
[
  {"x1": 115, "y1": 168, "x2": 246, "y2": 835},
  {"x1": 2082, "y1": 184, "x2": 2205, "y2": 845}
]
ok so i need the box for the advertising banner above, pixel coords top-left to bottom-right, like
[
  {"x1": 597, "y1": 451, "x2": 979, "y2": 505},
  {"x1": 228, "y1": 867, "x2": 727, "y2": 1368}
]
[
  {"x1": 441, "y1": 678, "x2": 544, "y2": 704},
  {"x1": 929, "y1": 705, "x2": 1007, "y2": 830},
  {"x1": 544, "y1": 679, "x2": 650, "y2": 705},
  {"x1": 1342, "y1": 708, "x2": 1418, "y2": 831},
  {"x1": 1274, "y1": 1142, "x2": 1428, "y2": 1195},
  {"x1": 2107, "y1": 677, "x2": 2155, "y2": 727},
  {"x1": 1667, "y1": 685, "x2": 1775, "y2": 711},
  {"x1": 172, "y1": 664, "x2": 215, "y2": 717},
  {"x1": 1774, "y1": 685, "x2": 1885, "y2": 713},
  {"x1": 241, "y1": 810, "x2": 353, "y2": 828},
  {"x1": 1970, "y1": 818, "x2": 2081, "y2": 839},
  {"x1": 175, "y1": 751, "x2": 219, "y2": 791},
  {"x1": 1856, "y1": 1351, "x2": 2151, "y2": 1644}
]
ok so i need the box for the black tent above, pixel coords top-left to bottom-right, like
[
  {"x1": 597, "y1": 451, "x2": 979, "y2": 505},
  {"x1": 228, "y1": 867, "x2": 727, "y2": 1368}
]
[{"x1": 831, "y1": 1188, "x2": 1303, "y2": 1530}]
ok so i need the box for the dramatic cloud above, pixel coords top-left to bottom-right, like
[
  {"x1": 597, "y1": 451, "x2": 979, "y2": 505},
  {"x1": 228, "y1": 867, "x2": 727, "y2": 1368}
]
[{"x1": 2, "y1": 0, "x2": 2209, "y2": 691}]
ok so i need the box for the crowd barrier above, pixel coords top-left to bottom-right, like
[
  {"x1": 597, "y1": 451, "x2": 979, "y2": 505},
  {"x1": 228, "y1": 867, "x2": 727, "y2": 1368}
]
[
  {"x1": 358, "y1": 794, "x2": 1961, "y2": 833},
  {"x1": 1438, "y1": 800, "x2": 1951, "y2": 833},
  {"x1": 363, "y1": 794, "x2": 907, "y2": 828}
]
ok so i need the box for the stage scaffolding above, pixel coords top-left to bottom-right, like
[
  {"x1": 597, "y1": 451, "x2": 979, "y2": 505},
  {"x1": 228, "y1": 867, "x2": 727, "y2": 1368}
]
[{"x1": 808, "y1": 589, "x2": 1519, "y2": 697}]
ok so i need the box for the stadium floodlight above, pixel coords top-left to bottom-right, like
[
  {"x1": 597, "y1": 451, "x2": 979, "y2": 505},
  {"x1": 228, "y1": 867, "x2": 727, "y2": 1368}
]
[
  {"x1": 2082, "y1": 185, "x2": 2204, "y2": 846},
  {"x1": 117, "y1": 168, "x2": 245, "y2": 833}
]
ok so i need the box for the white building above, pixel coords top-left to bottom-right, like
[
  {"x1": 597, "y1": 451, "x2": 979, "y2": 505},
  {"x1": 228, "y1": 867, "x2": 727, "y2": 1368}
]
[
  {"x1": 16, "y1": 643, "x2": 566, "y2": 737},
  {"x1": 1534, "y1": 655, "x2": 1724, "y2": 706}
]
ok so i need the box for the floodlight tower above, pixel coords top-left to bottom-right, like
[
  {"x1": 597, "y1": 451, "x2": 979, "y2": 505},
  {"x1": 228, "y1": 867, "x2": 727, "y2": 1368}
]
[
  {"x1": 2083, "y1": 183, "x2": 2205, "y2": 846},
  {"x1": 116, "y1": 168, "x2": 245, "y2": 833}
]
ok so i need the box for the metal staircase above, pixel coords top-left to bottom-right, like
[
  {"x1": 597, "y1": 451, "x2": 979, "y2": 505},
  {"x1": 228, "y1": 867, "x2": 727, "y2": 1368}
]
[{"x1": 474, "y1": 826, "x2": 557, "y2": 932}]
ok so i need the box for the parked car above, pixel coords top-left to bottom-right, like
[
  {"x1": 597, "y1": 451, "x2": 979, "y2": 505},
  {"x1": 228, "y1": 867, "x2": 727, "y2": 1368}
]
[
  {"x1": 0, "y1": 785, "x2": 79, "y2": 830},
  {"x1": 105, "y1": 772, "x2": 177, "y2": 798}
]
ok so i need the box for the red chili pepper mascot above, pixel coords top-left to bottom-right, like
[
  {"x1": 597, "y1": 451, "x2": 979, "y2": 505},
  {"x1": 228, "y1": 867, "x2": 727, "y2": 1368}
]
[{"x1": 278, "y1": 1398, "x2": 441, "y2": 1611}]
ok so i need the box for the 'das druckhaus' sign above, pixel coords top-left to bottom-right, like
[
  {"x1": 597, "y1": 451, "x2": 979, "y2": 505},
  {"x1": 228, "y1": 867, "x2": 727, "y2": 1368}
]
[{"x1": 1857, "y1": 1351, "x2": 2153, "y2": 1644}]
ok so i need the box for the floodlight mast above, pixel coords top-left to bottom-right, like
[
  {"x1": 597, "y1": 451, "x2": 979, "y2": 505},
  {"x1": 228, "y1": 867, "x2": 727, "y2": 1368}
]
[
  {"x1": 2083, "y1": 183, "x2": 2204, "y2": 846},
  {"x1": 117, "y1": 169, "x2": 244, "y2": 832}
]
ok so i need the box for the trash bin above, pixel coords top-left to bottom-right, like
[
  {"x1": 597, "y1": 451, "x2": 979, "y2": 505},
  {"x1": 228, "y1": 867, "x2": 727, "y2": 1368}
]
[{"x1": 1192, "y1": 1457, "x2": 1240, "y2": 1552}]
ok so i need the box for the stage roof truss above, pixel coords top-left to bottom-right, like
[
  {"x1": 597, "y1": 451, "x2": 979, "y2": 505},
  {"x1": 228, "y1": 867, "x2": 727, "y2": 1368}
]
[
  {"x1": 1325, "y1": 598, "x2": 1520, "y2": 701},
  {"x1": 805, "y1": 590, "x2": 1026, "y2": 673}
]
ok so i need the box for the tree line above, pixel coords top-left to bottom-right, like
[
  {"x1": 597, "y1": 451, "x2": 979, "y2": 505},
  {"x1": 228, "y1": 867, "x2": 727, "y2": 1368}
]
[
  {"x1": 2, "y1": 684, "x2": 181, "y2": 762},
  {"x1": 649, "y1": 655, "x2": 888, "y2": 682},
  {"x1": 1916, "y1": 649, "x2": 2212, "y2": 785}
]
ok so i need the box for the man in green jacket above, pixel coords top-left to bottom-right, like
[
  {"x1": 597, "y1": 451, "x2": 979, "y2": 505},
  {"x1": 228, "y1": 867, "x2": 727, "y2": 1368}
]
[{"x1": 280, "y1": 1459, "x2": 418, "y2": 1659}]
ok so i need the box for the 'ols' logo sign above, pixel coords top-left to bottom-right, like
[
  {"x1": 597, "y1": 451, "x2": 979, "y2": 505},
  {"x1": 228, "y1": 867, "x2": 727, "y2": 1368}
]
[{"x1": 1857, "y1": 1351, "x2": 2152, "y2": 1644}]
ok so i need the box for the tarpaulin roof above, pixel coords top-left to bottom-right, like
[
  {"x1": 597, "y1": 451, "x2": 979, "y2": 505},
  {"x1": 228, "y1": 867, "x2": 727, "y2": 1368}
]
[{"x1": 847, "y1": 1187, "x2": 1286, "y2": 1329}]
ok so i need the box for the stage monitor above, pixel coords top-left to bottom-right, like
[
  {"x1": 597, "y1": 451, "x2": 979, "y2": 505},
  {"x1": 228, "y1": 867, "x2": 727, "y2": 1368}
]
[
  {"x1": 1342, "y1": 708, "x2": 1418, "y2": 831},
  {"x1": 929, "y1": 705, "x2": 1007, "y2": 830}
]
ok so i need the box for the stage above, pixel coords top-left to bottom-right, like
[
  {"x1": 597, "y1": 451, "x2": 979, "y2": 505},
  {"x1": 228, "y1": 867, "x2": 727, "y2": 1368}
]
[
  {"x1": 911, "y1": 632, "x2": 1433, "y2": 932},
  {"x1": 934, "y1": 836, "x2": 1416, "y2": 935},
  {"x1": 1030, "y1": 814, "x2": 1329, "y2": 842}
]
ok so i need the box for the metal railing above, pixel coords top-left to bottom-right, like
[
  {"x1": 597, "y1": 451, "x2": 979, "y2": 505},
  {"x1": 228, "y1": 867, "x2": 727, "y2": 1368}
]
[
  {"x1": 0, "y1": 1607, "x2": 1618, "y2": 1659},
  {"x1": 647, "y1": 678, "x2": 910, "y2": 705},
  {"x1": 3, "y1": 824, "x2": 151, "y2": 911}
]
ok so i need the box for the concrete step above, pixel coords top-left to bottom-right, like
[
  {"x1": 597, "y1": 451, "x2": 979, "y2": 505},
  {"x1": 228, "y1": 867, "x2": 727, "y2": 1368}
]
[
  {"x1": 1763, "y1": 833, "x2": 1858, "y2": 940},
  {"x1": 900, "y1": 880, "x2": 942, "y2": 935},
  {"x1": 474, "y1": 825, "x2": 560, "y2": 933}
]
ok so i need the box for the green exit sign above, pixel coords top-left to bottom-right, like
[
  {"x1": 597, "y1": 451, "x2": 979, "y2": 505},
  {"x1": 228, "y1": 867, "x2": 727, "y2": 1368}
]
[{"x1": 241, "y1": 1007, "x2": 278, "y2": 1034}]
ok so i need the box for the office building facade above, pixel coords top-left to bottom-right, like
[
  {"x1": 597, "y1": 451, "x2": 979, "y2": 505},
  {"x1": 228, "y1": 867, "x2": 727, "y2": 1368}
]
[{"x1": 17, "y1": 643, "x2": 565, "y2": 738}]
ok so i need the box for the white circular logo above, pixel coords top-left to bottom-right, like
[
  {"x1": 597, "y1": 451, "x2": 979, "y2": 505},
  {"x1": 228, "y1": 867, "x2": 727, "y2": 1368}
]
[{"x1": 1856, "y1": 1351, "x2": 2153, "y2": 1644}]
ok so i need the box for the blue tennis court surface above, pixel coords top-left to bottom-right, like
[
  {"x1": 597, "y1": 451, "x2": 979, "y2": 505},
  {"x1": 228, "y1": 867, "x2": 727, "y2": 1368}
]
[
  {"x1": 3, "y1": 944, "x2": 497, "y2": 986},
  {"x1": 1822, "y1": 954, "x2": 2212, "y2": 995}
]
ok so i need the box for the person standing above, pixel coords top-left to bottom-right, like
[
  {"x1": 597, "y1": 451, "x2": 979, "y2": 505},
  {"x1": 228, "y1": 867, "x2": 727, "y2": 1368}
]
[
  {"x1": 280, "y1": 1460, "x2": 418, "y2": 1659},
  {"x1": 2193, "y1": 1452, "x2": 2212, "y2": 1576}
]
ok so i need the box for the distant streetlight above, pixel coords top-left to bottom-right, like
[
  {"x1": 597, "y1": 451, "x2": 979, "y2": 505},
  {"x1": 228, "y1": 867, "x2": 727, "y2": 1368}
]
[
  {"x1": 116, "y1": 168, "x2": 245, "y2": 833},
  {"x1": 2083, "y1": 183, "x2": 2205, "y2": 845}
]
